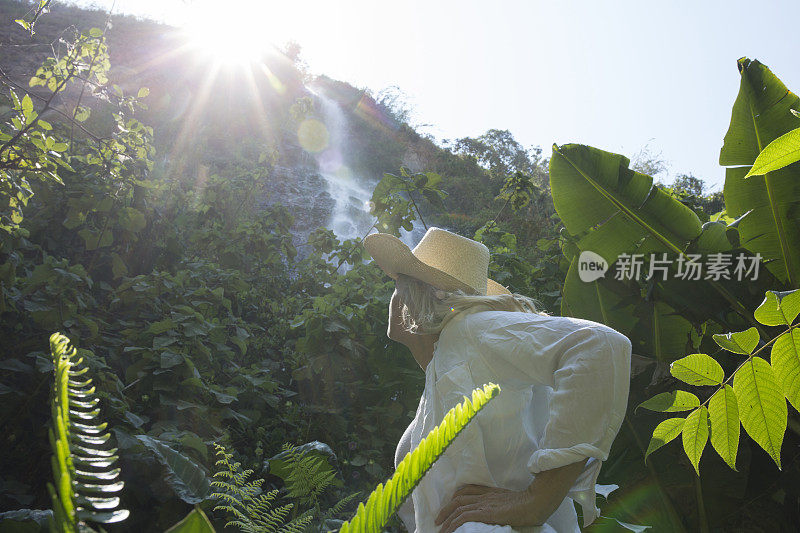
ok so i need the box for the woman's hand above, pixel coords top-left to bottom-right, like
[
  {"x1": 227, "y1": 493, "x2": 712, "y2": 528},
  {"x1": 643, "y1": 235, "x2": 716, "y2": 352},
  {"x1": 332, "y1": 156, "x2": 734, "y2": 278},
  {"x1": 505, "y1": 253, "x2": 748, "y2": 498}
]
[
  {"x1": 435, "y1": 484, "x2": 539, "y2": 533},
  {"x1": 435, "y1": 458, "x2": 589, "y2": 533}
]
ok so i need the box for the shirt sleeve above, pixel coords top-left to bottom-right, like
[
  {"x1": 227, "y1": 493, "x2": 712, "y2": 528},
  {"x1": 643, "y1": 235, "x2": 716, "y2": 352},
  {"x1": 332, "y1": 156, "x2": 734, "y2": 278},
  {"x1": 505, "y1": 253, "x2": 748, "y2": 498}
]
[{"x1": 468, "y1": 314, "x2": 631, "y2": 525}]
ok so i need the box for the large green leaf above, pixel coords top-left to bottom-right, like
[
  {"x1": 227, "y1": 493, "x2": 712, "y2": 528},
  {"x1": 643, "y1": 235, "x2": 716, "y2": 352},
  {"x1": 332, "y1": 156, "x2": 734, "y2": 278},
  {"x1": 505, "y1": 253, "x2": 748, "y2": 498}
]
[
  {"x1": 560, "y1": 256, "x2": 637, "y2": 336},
  {"x1": 550, "y1": 143, "x2": 741, "y2": 358},
  {"x1": 713, "y1": 327, "x2": 760, "y2": 355},
  {"x1": 733, "y1": 356, "x2": 787, "y2": 469},
  {"x1": 682, "y1": 406, "x2": 709, "y2": 475},
  {"x1": 670, "y1": 353, "x2": 724, "y2": 386},
  {"x1": 561, "y1": 258, "x2": 694, "y2": 362},
  {"x1": 708, "y1": 385, "x2": 739, "y2": 470},
  {"x1": 135, "y1": 436, "x2": 211, "y2": 504},
  {"x1": 551, "y1": 144, "x2": 702, "y2": 266},
  {"x1": 771, "y1": 329, "x2": 800, "y2": 411},
  {"x1": 746, "y1": 126, "x2": 800, "y2": 178},
  {"x1": 629, "y1": 300, "x2": 695, "y2": 363},
  {"x1": 644, "y1": 417, "x2": 685, "y2": 462},
  {"x1": 754, "y1": 290, "x2": 800, "y2": 326},
  {"x1": 637, "y1": 391, "x2": 700, "y2": 413},
  {"x1": 720, "y1": 58, "x2": 800, "y2": 287}
]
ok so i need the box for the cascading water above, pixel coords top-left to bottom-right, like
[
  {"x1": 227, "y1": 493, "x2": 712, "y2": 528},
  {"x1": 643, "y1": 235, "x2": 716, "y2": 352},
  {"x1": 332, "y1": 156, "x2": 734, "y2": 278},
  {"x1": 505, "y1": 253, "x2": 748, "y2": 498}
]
[
  {"x1": 314, "y1": 95, "x2": 375, "y2": 242},
  {"x1": 314, "y1": 95, "x2": 425, "y2": 248}
]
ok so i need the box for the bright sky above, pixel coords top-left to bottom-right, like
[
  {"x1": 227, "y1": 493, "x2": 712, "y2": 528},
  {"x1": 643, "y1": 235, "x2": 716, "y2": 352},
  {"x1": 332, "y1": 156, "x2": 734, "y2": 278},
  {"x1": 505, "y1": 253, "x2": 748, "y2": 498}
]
[{"x1": 88, "y1": 0, "x2": 799, "y2": 191}]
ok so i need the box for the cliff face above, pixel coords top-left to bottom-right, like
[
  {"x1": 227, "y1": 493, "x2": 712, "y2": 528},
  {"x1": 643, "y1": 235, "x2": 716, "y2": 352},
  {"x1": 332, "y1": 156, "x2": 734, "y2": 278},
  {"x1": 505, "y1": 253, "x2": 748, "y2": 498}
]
[{"x1": 0, "y1": 0, "x2": 500, "y2": 248}]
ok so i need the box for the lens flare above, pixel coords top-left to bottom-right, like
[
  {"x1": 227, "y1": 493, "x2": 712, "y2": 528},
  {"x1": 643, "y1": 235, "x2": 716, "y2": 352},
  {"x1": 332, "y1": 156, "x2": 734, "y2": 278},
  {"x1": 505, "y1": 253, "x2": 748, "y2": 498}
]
[{"x1": 297, "y1": 119, "x2": 329, "y2": 153}]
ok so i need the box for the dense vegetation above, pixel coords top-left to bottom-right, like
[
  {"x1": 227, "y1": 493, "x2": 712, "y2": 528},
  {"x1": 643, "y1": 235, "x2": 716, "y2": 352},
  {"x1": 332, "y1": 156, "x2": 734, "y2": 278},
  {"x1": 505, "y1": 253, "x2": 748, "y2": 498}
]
[{"x1": 2, "y1": 1, "x2": 799, "y2": 532}]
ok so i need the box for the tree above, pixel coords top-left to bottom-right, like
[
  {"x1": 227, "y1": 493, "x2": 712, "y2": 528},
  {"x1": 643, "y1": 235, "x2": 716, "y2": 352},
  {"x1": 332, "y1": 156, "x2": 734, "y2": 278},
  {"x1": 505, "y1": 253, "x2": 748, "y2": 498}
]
[
  {"x1": 671, "y1": 173, "x2": 705, "y2": 196},
  {"x1": 374, "y1": 85, "x2": 413, "y2": 125},
  {"x1": 453, "y1": 129, "x2": 546, "y2": 184},
  {"x1": 631, "y1": 143, "x2": 669, "y2": 181}
]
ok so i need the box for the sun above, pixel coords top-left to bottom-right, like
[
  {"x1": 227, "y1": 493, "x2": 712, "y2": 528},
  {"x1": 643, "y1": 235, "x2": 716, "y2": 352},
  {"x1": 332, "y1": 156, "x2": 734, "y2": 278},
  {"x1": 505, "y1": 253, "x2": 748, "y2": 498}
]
[{"x1": 181, "y1": 1, "x2": 276, "y2": 65}]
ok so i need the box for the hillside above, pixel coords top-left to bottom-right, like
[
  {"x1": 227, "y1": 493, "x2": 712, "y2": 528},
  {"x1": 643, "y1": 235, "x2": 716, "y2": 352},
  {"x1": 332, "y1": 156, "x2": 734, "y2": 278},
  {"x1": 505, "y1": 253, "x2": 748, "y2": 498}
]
[
  {"x1": 0, "y1": 3, "x2": 562, "y2": 531},
  {"x1": 3, "y1": 2, "x2": 800, "y2": 532},
  {"x1": 0, "y1": 0, "x2": 556, "y2": 251}
]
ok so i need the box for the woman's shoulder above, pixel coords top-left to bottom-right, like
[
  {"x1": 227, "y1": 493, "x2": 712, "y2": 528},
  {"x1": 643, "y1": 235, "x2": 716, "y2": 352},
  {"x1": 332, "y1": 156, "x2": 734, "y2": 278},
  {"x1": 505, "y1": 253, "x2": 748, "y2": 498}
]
[
  {"x1": 456, "y1": 309, "x2": 587, "y2": 329},
  {"x1": 456, "y1": 310, "x2": 629, "y2": 344}
]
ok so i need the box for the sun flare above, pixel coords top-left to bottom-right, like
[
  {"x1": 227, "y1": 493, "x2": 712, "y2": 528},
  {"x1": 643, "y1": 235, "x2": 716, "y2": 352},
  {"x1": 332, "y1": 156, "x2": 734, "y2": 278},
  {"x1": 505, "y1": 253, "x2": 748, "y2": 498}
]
[{"x1": 181, "y1": 2, "x2": 276, "y2": 65}]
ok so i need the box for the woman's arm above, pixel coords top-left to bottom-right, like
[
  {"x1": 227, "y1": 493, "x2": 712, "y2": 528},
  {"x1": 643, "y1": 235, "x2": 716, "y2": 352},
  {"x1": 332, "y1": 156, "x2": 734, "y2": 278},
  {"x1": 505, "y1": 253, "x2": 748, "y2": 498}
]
[
  {"x1": 436, "y1": 314, "x2": 632, "y2": 530},
  {"x1": 434, "y1": 458, "x2": 589, "y2": 533}
]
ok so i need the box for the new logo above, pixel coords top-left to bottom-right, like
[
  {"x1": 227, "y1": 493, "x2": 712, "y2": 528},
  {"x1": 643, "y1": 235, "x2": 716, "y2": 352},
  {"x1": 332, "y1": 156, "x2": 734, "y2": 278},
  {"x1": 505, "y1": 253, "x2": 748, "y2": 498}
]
[{"x1": 578, "y1": 250, "x2": 608, "y2": 282}]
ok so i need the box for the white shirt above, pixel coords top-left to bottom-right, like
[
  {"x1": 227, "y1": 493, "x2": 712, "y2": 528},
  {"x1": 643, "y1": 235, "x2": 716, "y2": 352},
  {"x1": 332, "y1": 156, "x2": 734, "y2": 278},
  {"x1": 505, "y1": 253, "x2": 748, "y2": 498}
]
[{"x1": 393, "y1": 309, "x2": 631, "y2": 533}]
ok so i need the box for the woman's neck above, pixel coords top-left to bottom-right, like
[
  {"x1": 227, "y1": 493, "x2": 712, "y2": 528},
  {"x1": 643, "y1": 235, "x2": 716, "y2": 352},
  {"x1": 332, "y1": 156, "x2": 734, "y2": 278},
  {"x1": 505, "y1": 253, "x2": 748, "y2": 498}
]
[{"x1": 404, "y1": 332, "x2": 439, "y2": 371}]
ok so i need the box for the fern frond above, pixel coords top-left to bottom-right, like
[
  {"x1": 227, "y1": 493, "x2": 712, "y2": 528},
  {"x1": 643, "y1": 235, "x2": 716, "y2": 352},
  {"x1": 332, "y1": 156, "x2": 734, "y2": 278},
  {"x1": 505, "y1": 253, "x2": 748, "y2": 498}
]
[
  {"x1": 212, "y1": 442, "x2": 323, "y2": 533},
  {"x1": 327, "y1": 491, "x2": 360, "y2": 516},
  {"x1": 282, "y1": 442, "x2": 338, "y2": 507},
  {"x1": 211, "y1": 492, "x2": 241, "y2": 506},
  {"x1": 339, "y1": 383, "x2": 501, "y2": 533},
  {"x1": 280, "y1": 511, "x2": 314, "y2": 533},
  {"x1": 47, "y1": 332, "x2": 129, "y2": 533}
]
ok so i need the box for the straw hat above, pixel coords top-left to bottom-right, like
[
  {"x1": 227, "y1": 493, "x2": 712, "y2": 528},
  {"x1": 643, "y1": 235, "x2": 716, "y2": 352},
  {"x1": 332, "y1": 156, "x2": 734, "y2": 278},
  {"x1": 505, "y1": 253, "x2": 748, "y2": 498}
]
[{"x1": 363, "y1": 227, "x2": 511, "y2": 296}]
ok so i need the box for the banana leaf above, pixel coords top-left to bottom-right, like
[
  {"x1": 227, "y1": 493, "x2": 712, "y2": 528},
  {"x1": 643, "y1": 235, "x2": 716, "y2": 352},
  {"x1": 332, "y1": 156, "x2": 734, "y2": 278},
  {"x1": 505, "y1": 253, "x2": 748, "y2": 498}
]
[
  {"x1": 720, "y1": 57, "x2": 800, "y2": 288},
  {"x1": 550, "y1": 144, "x2": 702, "y2": 266},
  {"x1": 560, "y1": 256, "x2": 637, "y2": 331},
  {"x1": 551, "y1": 144, "x2": 704, "y2": 359}
]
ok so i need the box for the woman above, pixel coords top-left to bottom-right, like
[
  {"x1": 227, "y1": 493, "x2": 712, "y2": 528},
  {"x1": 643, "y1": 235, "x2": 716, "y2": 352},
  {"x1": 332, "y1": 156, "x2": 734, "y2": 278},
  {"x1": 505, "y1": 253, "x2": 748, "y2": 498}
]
[{"x1": 364, "y1": 227, "x2": 631, "y2": 533}]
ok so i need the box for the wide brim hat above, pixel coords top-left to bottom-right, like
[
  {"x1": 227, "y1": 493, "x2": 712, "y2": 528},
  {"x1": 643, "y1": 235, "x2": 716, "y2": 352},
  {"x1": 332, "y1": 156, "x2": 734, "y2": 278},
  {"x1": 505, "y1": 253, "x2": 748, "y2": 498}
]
[{"x1": 363, "y1": 227, "x2": 511, "y2": 296}]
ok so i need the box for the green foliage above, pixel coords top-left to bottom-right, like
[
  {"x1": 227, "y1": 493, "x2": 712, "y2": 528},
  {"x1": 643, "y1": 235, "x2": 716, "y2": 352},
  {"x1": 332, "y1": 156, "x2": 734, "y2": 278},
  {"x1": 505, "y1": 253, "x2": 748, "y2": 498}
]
[
  {"x1": 663, "y1": 174, "x2": 725, "y2": 223},
  {"x1": 165, "y1": 507, "x2": 217, "y2": 533},
  {"x1": 669, "y1": 353, "x2": 724, "y2": 386},
  {"x1": 644, "y1": 417, "x2": 684, "y2": 462},
  {"x1": 549, "y1": 57, "x2": 800, "y2": 531},
  {"x1": 13, "y1": 0, "x2": 51, "y2": 35},
  {"x1": 369, "y1": 167, "x2": 446, "y2": 235},
  {"x1": 454, "y1": 129, "x2": 545, "y2": 181},
  {"x1": 279, "y1": 443, "x2": 338, "y2": 508},
  {"x1": 136, "y1": 435, "x2": 212, "y2": 504},
  {"x1": 550, "y1": 142, "x2": 748, "y2": 360},
  {"x1": 339, "y1": 383, "x2": 500, "y2": 533},
  {"x1": 549, "y1": 58, "x2": 800, "y2": 365},
  {"x1": 46, "y1": 332, "x2": 128, "y2": 532},
  {"x1": 493, "y1": 170, "x2": 536, "y2": 214},
  {"x1": 211, "y1": 443, "x2": 313, "y2": 533},
  {"x1": 642, "y1": 289, "x2": 799, "y2": 472},
  {"x1": 708, "y1": 385, "x2": 739, "y2": 470},
  {"x1": 720, "y1": 58, "x2": 800, "y2": 287},
  {"x1": 473, "y1": 221, "x2": 549, "y2": 298},
  {"x1": 0, "y1": 24, "x2": 153, "y2": 234},
  {"x1": 745, "y1": 124, "x2": 800, "y2": 177},
  {"x1": 712, "y1": 327, "x2": 759, "y2": 355},
  {"x1": 18, "y1": 4, "x2": 792, "y2": 533}
]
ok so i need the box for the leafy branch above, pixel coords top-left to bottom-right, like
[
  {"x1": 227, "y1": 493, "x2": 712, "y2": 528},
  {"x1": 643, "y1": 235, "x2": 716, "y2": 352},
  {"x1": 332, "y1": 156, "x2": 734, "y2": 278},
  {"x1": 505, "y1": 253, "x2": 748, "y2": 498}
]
[
  {"x1": 369, "y1": 167, "x2": 446, "y2": 237},
  {"x1": 639, "y1": 289, "x2": 800, "y2": 474}
]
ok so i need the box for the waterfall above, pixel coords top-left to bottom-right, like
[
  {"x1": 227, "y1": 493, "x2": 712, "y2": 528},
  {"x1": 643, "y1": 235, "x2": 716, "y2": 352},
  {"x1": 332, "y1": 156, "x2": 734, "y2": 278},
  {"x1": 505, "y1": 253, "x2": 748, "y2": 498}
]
[
  {"x1": 315, "y1": 96, "x2": 374, "y2": 242},
  {"x1": 315, "y1": 95, "x2": 426, "y2": 249}
]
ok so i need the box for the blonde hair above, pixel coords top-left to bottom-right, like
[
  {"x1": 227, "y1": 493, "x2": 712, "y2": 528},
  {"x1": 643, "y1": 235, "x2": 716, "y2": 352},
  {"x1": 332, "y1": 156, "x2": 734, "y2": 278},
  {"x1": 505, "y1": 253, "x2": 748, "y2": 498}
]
[{"x1": 395, "y1": 273, "x2": 547, "y2": 335}]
